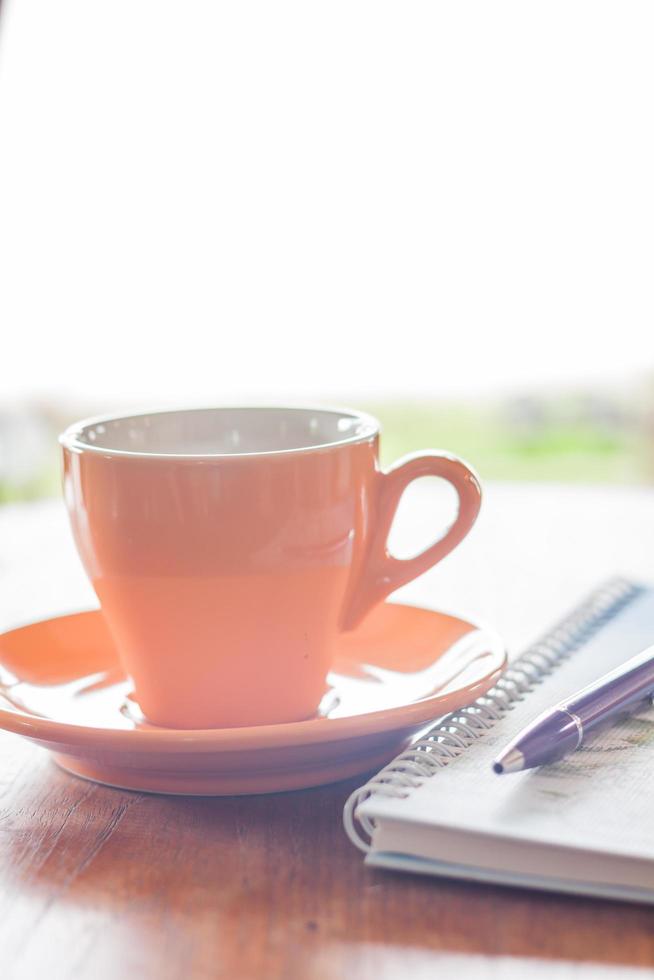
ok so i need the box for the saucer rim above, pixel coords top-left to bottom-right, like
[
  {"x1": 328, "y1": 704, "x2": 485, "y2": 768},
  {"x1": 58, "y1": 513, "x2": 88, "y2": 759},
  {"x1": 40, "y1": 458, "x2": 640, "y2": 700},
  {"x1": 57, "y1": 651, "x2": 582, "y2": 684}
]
[{"x1": 0, "y1": 603, "x2": 506, "y2": 753}]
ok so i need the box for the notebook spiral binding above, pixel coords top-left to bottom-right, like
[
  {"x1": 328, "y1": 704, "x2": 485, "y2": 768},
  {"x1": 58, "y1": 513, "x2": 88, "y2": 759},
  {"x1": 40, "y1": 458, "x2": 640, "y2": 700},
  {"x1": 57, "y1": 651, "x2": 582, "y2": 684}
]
[{"x1": 343, "y1": 578, "x2": 643, "y2": 853}]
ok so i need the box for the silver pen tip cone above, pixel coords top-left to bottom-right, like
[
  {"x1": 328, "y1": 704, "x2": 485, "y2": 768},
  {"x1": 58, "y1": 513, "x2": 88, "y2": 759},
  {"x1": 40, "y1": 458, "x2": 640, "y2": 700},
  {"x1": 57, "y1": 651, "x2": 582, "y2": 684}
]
[{"x1": 492, "y1": 747, "x2": 525, "y2": 775}]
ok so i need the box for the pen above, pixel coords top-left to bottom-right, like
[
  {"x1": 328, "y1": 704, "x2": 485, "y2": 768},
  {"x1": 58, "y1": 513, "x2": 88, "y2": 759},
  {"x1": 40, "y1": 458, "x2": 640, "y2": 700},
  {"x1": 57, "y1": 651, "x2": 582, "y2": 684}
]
[{"x1": 493, "y1": 643, "x2": 654, "y2": 774}]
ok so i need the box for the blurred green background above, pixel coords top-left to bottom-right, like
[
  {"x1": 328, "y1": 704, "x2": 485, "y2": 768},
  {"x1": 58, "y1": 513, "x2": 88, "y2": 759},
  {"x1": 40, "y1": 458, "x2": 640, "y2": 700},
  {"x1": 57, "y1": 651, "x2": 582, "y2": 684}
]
[
  {"x1": 367, "y1": 389, "x2": 653, "y2": 482},
  {"x1": 2, "y1": 383, "x2": 653, "y2": 505}
]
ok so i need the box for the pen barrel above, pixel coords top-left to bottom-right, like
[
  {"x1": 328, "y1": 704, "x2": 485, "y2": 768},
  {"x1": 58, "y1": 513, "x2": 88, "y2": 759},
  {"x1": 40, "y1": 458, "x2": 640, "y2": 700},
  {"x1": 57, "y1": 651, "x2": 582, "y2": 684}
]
[
  {"x1": 514, "y1": 709, "x2": 582, "y2": 769},
  {"x1": 569, "y1": 661, "x2": 654, "y2": 733}
]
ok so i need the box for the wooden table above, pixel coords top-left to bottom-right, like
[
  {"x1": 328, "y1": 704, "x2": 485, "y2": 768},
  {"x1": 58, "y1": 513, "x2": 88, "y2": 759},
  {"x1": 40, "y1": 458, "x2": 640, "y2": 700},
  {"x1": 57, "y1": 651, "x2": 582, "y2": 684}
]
[{"x1": 1, "y1": 483, "x2": 654, "y2": 979}]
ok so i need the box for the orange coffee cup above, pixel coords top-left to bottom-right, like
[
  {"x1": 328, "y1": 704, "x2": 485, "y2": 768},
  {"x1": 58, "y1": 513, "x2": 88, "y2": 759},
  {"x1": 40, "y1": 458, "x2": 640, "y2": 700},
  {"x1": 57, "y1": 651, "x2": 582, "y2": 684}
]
[{"x1": 60, "y1": 406, "x2": 481, "y2": 729}]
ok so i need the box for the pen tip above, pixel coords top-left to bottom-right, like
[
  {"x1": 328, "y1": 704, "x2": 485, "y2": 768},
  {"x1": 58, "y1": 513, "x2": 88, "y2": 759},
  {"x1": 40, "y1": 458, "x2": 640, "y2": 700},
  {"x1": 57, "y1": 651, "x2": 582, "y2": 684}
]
[{"x1": 492, "y1": 747, "x2": 526, "y2": 774}]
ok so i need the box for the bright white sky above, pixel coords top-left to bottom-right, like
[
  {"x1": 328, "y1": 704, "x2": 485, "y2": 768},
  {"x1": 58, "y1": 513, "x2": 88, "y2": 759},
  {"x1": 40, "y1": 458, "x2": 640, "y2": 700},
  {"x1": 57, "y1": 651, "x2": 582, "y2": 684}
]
[{"x1": 0, "y1": 1, "x2": 653, "y2": 410}]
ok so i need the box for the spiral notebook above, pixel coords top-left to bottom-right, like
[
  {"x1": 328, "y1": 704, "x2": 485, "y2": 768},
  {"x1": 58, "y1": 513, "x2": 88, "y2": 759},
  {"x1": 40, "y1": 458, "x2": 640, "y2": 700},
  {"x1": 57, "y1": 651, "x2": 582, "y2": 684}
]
[{"x1": 344, "y1": 579, "x2": 654, "y2": 904}]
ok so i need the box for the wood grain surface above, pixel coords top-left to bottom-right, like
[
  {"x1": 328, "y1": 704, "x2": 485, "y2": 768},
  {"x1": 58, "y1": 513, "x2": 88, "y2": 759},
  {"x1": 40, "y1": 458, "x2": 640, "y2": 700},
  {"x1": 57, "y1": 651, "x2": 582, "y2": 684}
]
[{"x1": 1, "y1": 484, "x2": 654, "y2": 980}]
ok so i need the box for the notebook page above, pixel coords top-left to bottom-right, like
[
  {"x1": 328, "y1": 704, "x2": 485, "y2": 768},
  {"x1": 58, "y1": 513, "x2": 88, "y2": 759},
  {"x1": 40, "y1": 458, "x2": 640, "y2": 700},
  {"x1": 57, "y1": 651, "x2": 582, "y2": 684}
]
[{"x1": 360, "y1": 589, "x2": 654, "y2": 862}]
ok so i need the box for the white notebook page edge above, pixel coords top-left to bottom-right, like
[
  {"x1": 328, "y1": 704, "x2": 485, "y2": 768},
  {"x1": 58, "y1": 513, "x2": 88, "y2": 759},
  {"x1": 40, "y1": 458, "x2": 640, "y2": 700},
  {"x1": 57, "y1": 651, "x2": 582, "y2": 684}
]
[
  {"x1": 366, "y1": 851, "x2": 654, "y2": 906},
  {"x1": 369, "y1": 817, "x2": 653, "y2": 889}
]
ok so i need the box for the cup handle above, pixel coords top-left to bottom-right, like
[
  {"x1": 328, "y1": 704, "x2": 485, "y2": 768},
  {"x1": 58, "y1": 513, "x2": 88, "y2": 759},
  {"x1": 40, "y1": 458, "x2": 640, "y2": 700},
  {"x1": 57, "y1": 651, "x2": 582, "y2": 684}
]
[{"x1": 342, "y1": 451, "x2": 482, "y2": 630}]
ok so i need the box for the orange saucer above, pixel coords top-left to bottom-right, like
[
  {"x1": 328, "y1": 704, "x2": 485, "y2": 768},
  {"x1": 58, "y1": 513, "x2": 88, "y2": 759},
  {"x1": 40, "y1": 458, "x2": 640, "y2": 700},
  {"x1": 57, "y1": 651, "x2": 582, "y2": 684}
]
[{"x1": 0, "y1": 603, "x2": 505, "y2": 795}]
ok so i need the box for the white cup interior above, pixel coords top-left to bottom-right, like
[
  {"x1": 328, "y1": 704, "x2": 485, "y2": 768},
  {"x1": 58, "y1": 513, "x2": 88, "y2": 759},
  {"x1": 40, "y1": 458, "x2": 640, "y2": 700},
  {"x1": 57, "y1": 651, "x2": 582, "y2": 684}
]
[{"x1": 61, "y1": 407, "x2": 379, "y2": 457}]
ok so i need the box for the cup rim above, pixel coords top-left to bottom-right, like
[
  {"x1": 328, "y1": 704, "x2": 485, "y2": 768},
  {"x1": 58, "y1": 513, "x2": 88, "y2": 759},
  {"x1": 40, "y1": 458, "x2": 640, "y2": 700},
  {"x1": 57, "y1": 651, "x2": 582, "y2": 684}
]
[{"x1": 59, "y1": 404, "x2": 381, "y2": 460}]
